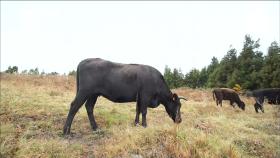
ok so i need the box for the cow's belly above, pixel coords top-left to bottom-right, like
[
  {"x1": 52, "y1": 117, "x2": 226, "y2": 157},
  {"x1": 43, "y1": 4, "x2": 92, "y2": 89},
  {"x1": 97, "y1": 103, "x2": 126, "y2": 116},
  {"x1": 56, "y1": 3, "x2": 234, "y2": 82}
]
[
  {"x1": 96, "y1": 81, "x2": 138, "y2": 103},
  {"x1": 148, "y1": 98, "x2": 160, "y2": 108},
  {"x1": 101, "y1": 90, "x2": 137, "y2": 103},
  {"x1": 103, "y1": 95, "x2": 136, "y2": 103}
]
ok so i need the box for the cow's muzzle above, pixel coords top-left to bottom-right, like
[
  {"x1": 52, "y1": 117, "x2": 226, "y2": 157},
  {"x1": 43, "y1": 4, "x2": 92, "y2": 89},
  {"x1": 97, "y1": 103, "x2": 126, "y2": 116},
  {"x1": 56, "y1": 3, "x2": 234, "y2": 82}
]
[
  {"x1": 175, "y1": 118, "x2": 182, "y2": 124},
  {"x1": 175, "y1": 114, "x2": 182, "y2": 124}
]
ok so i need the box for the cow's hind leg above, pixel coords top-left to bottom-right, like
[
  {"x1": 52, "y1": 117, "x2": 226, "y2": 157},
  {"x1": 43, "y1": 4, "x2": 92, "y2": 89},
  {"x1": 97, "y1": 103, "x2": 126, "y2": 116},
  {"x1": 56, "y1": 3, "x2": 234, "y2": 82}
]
[
  {"x1": 219, "y1": 100, "x2": 223, "y2": 107},
  {"x1": 139, "y1": 95, "x2": 149, "y2": 127},
  {"x1": 141, "y1": 105, "x2": 148, "y2": 127},
  {"x1": 214, "y1": 93, "x2": 219, "y2": 106},
  {"x1": 85, "y1": 96, "x2": 98, "y2": 131},
  {"x1": 135, "y1": 93, "x2": 149, "y2": 127},
  {"x1": 63, "y1": 91, "x2": 87, "y2": 135},
  {"x1": 134, "y1": 100, "x2": 141, "y2": 126}
]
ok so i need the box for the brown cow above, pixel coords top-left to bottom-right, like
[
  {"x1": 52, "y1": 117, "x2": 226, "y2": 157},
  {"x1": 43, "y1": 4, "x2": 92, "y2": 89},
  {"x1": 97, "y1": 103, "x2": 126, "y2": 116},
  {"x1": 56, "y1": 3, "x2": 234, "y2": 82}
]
[{"x1": 213, "y1": 88, "x2": 245, "y2": 110}]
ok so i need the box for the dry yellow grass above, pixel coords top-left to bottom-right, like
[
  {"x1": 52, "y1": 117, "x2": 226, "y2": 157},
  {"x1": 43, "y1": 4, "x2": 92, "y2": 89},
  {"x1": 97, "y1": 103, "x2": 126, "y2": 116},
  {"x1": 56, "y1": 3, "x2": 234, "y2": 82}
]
[{"x1": 1, "y1": 74, "x2": 279, "y2": 158}]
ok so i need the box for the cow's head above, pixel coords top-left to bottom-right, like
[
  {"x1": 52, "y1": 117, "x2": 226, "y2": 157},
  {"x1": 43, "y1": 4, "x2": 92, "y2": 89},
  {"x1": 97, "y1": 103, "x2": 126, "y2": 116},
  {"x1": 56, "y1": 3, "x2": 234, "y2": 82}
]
[
  {"x1": 238, "y1": 101, "x2": 245, "y2": 111},
  {"x1": 165, "y1": 93, "x2": 187, "y2": 124}
]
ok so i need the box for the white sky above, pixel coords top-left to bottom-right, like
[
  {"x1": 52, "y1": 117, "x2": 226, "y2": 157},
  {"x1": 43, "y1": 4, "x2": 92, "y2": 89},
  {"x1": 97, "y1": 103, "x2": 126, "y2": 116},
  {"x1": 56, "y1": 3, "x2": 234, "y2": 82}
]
[{"x1": 1, "y1": 1, "x2": 279, "y2": 74}]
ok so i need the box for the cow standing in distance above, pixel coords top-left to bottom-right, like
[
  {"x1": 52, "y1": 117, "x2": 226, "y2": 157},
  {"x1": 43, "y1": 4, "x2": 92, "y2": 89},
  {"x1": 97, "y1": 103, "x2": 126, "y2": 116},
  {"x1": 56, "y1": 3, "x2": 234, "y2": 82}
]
[
  {"x1": 212, "y1": 88, "x2": 245, "y2": 110},
  {"x1": 246, "y1": 88, "x2": 280, "y2": 113},
  {"x1": 63, "y1": 58, "x2": 187, "y2": 135}
]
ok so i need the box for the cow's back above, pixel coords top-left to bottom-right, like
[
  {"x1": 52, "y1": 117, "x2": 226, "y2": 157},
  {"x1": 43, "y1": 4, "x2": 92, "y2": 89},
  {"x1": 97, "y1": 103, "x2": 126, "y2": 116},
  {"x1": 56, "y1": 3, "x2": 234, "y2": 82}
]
[
  {"x1": 220, "y1": 88, "x2": 238, "y2": 100},
  {"x1": 78, "y1": 58, "x2": 122, "y2": 89},
  {"x1": 252, "y1": 88, "x2": 280, "y2": 97},
  {"x1": 77, "y1": 58, "x2": 166, "y2": 102}
]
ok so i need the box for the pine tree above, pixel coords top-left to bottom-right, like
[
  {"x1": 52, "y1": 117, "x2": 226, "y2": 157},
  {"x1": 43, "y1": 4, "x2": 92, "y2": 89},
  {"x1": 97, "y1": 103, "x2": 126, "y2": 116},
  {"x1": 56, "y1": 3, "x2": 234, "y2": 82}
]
[
  {"x1": 163, "y1": 65, "x2": 174, "y2": 88},
  {"x1": 232, "y1": 35, "x2": 263, "y2": 90},
  {"x1": 198, "y1": 67, "x2": 208, "y2": 88},
  {"x1": 206, "y1": 57, "x2": 219, "y2": 87},
  {"x1": 185, "y1": 69, "x2": 200, "y2": 88},
  {"x1": 218, "y1": 48, "x2": 238, "y2": 88},
  {"x1": 261, "y1": 41, "x2": 280, "y2": 87}
]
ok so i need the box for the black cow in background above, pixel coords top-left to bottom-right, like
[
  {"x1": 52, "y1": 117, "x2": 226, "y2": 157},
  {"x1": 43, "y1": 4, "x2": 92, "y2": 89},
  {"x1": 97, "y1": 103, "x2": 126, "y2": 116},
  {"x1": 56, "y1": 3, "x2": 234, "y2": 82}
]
[
  {"x1": 213, "y1": 88, "x2": 245, "y2": 110},
  {"x1": 63, "y1": 58, "x2": 187, "y2": 135},
  {"x1": 246, "y1": 88, "x2": 280, "y2": 113}
]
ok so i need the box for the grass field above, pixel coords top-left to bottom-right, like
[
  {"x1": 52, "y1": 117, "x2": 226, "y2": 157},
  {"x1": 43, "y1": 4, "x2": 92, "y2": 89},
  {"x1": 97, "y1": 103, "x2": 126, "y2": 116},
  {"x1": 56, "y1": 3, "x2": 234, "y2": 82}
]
[{"x1": 1, "y1": 74, "x2": 279, "y2": 158}]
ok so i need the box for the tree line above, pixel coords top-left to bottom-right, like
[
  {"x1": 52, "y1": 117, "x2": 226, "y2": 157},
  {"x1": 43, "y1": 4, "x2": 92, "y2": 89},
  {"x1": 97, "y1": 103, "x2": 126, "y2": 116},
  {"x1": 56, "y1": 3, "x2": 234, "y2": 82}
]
[
  {"x1": 4, "y1": 66, "x2": 75, "y2": 76},
  {"x1": 4, "y1": 35, "x2": 279, "y2": 90},
  {"x1": 164, "y1": 35, "x2": 280, "y2": 90}
]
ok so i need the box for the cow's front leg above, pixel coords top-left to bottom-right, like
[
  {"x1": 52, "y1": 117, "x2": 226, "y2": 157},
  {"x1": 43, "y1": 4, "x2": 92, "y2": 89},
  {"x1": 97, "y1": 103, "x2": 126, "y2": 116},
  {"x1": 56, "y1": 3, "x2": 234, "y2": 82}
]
[
  {"x1": 254, "y1": 103, "x2": 259, "y2": 113},
  {"x1": 254, "y1": 97, "x2": 264, "y2": 113},
  {"x1": 260, "y1": 104, "x2": 264, "y2": 113},
  {"x1": 230, "y1": 100, "x2": 235, "y2": 108}
]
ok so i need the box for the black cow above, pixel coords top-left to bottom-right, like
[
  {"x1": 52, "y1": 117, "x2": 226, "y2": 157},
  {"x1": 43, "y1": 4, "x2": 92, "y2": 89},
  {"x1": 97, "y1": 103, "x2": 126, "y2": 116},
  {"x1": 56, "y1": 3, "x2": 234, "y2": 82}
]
[
  {"x1": 63, "y1": 58, "x2": 187, "y2": 135},
  {"x1": 246, "y1": 88, "x2": 280, "y2": 113},
  {"x1": 212, "y1": 88, "x2": 245, "y2": 110},
  {"x1": 268, "y1": 96, "x2": 280, "y2": 105}
]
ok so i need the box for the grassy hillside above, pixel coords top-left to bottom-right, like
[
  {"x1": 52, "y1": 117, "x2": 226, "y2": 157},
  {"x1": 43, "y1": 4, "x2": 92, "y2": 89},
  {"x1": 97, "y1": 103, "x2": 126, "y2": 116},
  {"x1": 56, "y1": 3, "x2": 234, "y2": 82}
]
[{"x1": 1, "y1": 74, "x2": 279, "y2": 158}]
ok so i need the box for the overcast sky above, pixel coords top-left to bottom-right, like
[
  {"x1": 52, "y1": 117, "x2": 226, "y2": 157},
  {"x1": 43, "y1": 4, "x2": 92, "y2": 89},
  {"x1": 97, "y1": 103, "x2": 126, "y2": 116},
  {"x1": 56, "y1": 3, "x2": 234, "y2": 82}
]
[{"x1": 1, "y1": 1, "x2": 279, "y2": 74}]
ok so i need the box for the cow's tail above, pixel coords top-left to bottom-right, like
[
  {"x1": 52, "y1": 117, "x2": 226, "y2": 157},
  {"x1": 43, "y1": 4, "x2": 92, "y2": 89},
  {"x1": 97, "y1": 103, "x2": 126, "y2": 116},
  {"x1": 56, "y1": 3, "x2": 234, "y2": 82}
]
[
  {"x1": 212, "y1": 90, "x2": 216, "y2": 101},
  {"x1": 76, "y1": 65, "x2": 80, "y2": 94}
]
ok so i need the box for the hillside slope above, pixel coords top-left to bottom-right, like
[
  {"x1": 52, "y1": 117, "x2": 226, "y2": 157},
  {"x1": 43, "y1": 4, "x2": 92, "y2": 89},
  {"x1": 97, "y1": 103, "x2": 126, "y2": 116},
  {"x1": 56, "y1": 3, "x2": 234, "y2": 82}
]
[{"x1": 1, "y1": 74, "x2": 279, "y2": 158}]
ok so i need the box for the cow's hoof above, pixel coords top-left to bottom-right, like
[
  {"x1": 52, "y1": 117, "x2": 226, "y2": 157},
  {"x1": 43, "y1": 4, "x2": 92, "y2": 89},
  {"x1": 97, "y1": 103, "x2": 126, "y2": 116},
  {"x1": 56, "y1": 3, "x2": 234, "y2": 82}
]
[
  {"x1": 92, "y1": 126, "x2": 99, "y2": 131},
  {"x1": 135, "y1": 123, "x2": 140, "y2": 126},
  {"x1": 63, "y1": 127, "x2": 71, "y2": 136},
  {"x1": 142, "y1": 124, "x2": 147, "y2": 128},
  {"x1": 92, "y1": 128, "x2": 103, "y2": 134}
]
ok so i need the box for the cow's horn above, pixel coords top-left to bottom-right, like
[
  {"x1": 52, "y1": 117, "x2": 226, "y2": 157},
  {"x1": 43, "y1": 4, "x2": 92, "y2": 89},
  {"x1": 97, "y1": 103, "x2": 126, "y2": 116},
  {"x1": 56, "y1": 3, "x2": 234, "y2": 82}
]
[{"x1": 179, "y1": 96, "x2": 188, "y2": 101}]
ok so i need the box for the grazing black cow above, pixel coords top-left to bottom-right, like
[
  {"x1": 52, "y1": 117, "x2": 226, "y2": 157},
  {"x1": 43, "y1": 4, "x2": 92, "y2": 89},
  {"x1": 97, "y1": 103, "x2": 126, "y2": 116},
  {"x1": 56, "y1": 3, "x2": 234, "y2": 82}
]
[
  {"x1": 268, "y1": 96, "x2": 280, "y2": 105},
  {"x1": 63, "y1": 58, "x2": 187, "y2": 135},
  {"x1": 246, "y1": 88, "x2": 280, "y2": 113},
  {"x1": 212, "y1": 88, "x2": 245, "y2": 110}
]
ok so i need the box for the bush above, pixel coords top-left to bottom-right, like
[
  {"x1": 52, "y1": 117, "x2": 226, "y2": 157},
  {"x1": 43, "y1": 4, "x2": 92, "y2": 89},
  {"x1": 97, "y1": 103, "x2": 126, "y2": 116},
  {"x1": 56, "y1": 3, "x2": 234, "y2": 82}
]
[{"x1": 5, "y1": 66, "x2": 18, "y2": 74}]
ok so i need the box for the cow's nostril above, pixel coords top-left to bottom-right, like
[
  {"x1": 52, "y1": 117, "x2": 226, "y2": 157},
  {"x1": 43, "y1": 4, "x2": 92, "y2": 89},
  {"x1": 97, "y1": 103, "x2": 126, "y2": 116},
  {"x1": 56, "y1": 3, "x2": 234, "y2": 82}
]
[{"x1": 175, "y1": 118, "x2": 182, "y2": 124}]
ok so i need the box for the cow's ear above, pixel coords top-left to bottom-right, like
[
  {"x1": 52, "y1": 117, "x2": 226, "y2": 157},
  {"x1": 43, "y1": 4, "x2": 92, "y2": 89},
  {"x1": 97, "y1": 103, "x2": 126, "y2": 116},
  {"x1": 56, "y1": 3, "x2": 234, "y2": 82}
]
[{"x1": 172, "y1": 93, "x2": 179, "y2": 101}]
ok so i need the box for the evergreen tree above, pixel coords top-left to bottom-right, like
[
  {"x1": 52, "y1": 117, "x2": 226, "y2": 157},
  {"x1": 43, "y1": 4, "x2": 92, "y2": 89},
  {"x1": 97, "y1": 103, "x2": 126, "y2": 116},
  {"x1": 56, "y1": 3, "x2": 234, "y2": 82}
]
[
  {"x1": 172, "y1": 68, "x2": 185, "y2": 88},
  {"x1": 206, "y1": 57, "x2": 219, "y2": 87},
  {"x1": 217, "y1": 48, "x2": 238, "y2": 88},
  {"x1": 207, "y1": 57, "x2": 219, "y2": 75},
  {"x1": 163, "y1": 66, "x2": 185, "y2": 89},
  {"x1": 185, "y1": 68, "x2": 200, "y2": 88},
  {"x1": 198, "y1": 67, "x2": 208, "y2": 87},
  {"x1": 163, "y1": 65, "x2": 174, "y2": 88},
  {"x1": 260, "y1": 41, "x2": 280, "y2": 87},
  {"x1": 232, "y1": 35, "x2": 263, "y2": 90}
]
